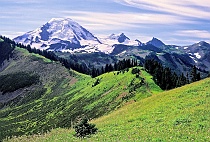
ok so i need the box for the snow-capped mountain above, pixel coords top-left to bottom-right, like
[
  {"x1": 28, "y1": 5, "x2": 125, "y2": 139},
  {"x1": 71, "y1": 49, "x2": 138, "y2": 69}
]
[
  {"x1": 14, "y1": 18, "x2": 101, "y2": 51},
  {"x1": 99, "y1": 33, "x2": 140, "y2": 46},
  {"x1": 14, "y1": 17, "x2": 209, "y2": 68},
  {"x1": 67, "y1": 32, "x2": 139, "y2": 54},
  {"x1": 181, "y1": 41, "x2": 210, "y2": 64},
  {"x1": 108, "y1": 33, "x2": 130, "y2": 43},
  {"x1": 14, "y1": 18, "x2": 144, "y2": 53}
]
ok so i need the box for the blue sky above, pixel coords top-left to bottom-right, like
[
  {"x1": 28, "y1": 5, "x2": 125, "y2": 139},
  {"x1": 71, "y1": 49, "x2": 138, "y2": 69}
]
[{"x1": 1, "y1": 0, "x2": 210, "y2": 45}]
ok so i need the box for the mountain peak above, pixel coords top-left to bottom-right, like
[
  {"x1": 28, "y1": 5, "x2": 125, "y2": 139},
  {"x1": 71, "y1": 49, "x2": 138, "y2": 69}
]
[
  {"x1": 48, "y1": 18, "x2": 74, "y2": 23},
  {"x1": 14, "y1": 17, "x2": 101, "y2": 51},
  {"x1": 119, "y1": 33, "x2": 126, "y2": 37},
  {"x1": 135, "y1": 39, "x2": 144, "y2": 46},
  {"x1": 108, "y1": 33, "x2": 130, "y2": 43},
  {"x1": 197, "y1": 41, "x2": 209, "y2": 46},
  {"x1": 147, "y1": 37, "x2": 165, "y2": 48},
  {"x1": 151, "y1": 37, "x2": 162, "y2": 42},
  {"x1": 47, "y1": 17, "x2": 81, "y2": 29},
  {"x1": 118, "y1": 33, "x2": 130, "y2": 43}
]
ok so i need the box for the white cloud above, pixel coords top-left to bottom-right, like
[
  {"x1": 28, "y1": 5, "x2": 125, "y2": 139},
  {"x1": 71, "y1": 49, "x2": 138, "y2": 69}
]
[
  {"x1": 175, "y1": 30, "x2": 210, "y2": 39},
  {"x1": 0, "y1": 31, "x2": 25, "y2": 39},
  {"x1": 163, "y1": 38, "x2": 201, "y2": 46},
  {"x1": 61, "y1": 11, "x2": 193, "y2": 32},
  {"x1": 0, "y1": 0, "x2": 42, "y2": 4},
  {"x1": 115, "y1": 0, "x2": 210, "y2": 19}
]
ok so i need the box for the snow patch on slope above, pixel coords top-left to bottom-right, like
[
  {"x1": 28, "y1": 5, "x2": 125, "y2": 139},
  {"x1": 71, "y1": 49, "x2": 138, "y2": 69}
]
[
  {"x1": 194, "y1": 53, "x2": 201, "y2": 59},
  {"x1": 189, "y1": 53, "x2": 198, "y2": 63}
]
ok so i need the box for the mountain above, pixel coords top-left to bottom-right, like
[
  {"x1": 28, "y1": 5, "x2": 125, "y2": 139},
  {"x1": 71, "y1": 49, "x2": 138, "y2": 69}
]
[
  {"x1": 110, "y1": 40, "x2": 210, "y2": 77},
  {"x1": 91, "y1": 33, "x2": 141, "y2": 54},
  {"x1": 108, "y1": 33, "x2": 130, "y2": 43},
  {"x1": 146, "y1": 37, "x2": 165, "y2": 48},
  {"x1": 14, "y1": 18, "x2": 142, "y2": 53},
  {"x1": 135, "y1": 39, "x2": 144, "y2": 46},
  {"x1": 183, "y1": 41, "x2": 210, "y2": 60},
  {"x1": 14, "y1": 18, "x2": 101, "y2": 51}
]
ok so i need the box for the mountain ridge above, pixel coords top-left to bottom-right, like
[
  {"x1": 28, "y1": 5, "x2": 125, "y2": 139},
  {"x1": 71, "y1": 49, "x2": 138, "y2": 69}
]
[
  {"x1": 14, "y1": 18, "x2": 210, "y2": 54},
  {"x1": 13, "y1": 18, "x2": 164, "y2": 53}
]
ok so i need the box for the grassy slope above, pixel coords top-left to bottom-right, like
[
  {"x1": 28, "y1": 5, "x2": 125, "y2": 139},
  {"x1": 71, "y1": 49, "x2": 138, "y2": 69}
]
[
  {"x1": 6, "y1": 77, "x2": 210, "y2": 142},
  {"x1": 0, "y1": 47, "x2": 162, "y2": 140},
  {"x1": 0, "y1": 47, "x2": 75, "y2": 140}
]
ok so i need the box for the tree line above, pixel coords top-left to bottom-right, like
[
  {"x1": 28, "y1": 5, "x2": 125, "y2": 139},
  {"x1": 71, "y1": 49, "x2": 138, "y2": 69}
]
[
  {"x1": 91, "y1": 58, "x2": 138, "y2": 77},
  {"x1": 144, "y1": 59, "x2": 200, "y2": 90},
  {"x1": 0, "y1": 36, "x2": 16, "y2": 66}
]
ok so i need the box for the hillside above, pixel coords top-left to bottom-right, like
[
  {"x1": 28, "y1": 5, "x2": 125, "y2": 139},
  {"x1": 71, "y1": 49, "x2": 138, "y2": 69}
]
[
  {"x1": 6, "y1": 77, "x2": 210, "y2": 142},
  {"x1": 0, "y1": 41, "x2": 162, "y2": 141}
]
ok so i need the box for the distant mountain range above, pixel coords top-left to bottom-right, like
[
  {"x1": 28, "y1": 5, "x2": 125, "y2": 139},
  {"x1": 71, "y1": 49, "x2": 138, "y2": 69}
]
[
  {"x1": 14, "y1": 18, "x2": 210, "y2": 76},
  {"x1": 13, "y1": 18, "x2": 156, "y2": 53}
]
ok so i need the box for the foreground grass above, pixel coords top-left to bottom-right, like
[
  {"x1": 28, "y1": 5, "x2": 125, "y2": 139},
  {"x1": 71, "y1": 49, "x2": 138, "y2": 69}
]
[{"x1": 5, "y1": 77, "x2": 210, "y2": 141}]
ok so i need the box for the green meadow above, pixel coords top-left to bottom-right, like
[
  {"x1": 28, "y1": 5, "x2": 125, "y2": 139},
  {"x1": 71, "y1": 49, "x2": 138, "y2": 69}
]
[{"x1": 5, "y1": 76, "x2": 210, "y2": 142}]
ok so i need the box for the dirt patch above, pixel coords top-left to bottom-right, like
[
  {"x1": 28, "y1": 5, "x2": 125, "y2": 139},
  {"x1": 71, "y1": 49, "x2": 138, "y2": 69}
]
[
  {"x1": 69, "y1": 77, "x2": 77, "y2": 85},
  {"x1": 101, "y1": 88, "x2": 114, "y2": 97},
  {"x1": 125, "y1": 100, "x2": 136, "y2": 105},
  {"x1": 116, "y1": 92, "x2": 128, "y2": 100}
]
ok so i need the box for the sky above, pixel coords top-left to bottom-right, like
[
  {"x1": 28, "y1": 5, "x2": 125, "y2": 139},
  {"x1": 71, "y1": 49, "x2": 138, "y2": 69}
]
[{"x1": 1, "y1": 0, "x2": 210, "y2": 45}]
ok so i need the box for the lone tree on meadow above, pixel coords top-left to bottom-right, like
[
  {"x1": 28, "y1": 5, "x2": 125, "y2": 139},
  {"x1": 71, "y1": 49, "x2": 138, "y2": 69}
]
[{"x1": 73, "y1": 115, "x2": 98, "y2": 138}]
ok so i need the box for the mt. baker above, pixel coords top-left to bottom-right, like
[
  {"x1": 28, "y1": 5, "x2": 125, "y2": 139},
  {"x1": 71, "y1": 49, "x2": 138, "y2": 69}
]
[
  {"x1": 14, "y1": 18, "x2": 139, "y2": 53},
  {"x1": 14, "y1": 18, "x2": 101, "y2": 51}
]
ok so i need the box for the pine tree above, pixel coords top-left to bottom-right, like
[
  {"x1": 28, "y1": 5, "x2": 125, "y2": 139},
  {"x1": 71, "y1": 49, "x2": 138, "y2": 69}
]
[
  {"x1": 190, "y1": 65, "x2": 200, "y2": 82},
  {"x1": 74, "y1": 116, "x2": 98, "y2": 138}
]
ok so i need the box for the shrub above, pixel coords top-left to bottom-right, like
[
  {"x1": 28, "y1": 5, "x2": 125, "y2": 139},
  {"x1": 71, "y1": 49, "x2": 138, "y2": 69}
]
[
  {"x1": 73, "y1": 116, "x2": 98, "y2": 138},
  {"x1": 131, "y1": 68, "x2": 140, "y2": 74},
  {"x1": 92, "y1": 78, "x2": 100, "y2": 87}
]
